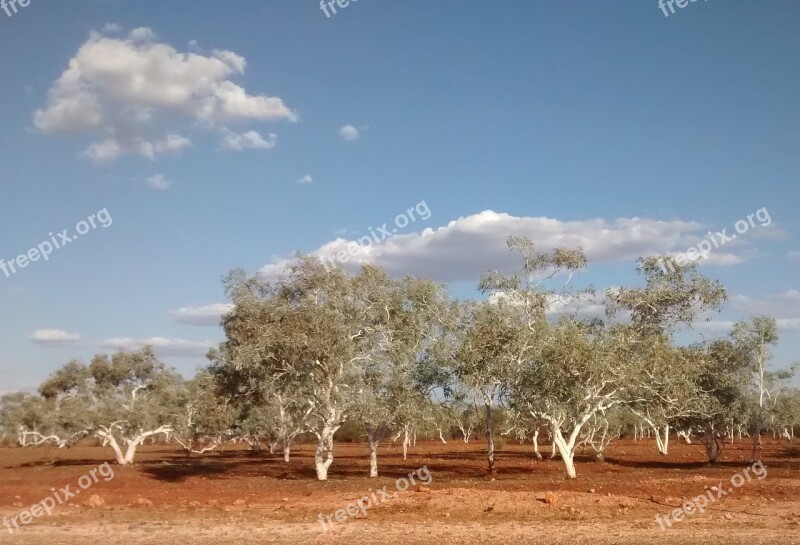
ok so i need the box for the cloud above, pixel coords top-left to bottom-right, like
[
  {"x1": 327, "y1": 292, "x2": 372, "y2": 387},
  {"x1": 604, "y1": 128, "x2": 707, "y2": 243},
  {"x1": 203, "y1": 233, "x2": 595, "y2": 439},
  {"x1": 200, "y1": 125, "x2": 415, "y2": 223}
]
[
  {"x1": 100, "y1": 336, "x2": 215, "y2": 358},
  {"x1": 787, "y1": 251, "x2": 800, "y2": 262},
  {"x1": 169, "y1": 303, "x2": 234, "y2": 326},
  {"x1": 30, "y1": 329, "x2": 82, "y2": 347},
  {"x1": 34, "y1": 27, "x2": 296, "y2": 164},
  {"x1": 259, "y1": 210, "x2": 746, "y2": 283},
  {"x1": 694, "y1": 290, "x2": 800, "y2": 334},
  {"x1": 339, "y1": 124, "x2": 360, "y2": 141},
  {"x1": 145, "y1": 173, "x2": 172, "y2": 190},
  {"x1": 220, "y1": 129, "x2": 276, "y2": 151},
  {"x1": 295, "y1": 174, "x2": 313, "y2": 184},
  {"x1": 730, "y1": 290, "x2": 800, "y2": 317}
]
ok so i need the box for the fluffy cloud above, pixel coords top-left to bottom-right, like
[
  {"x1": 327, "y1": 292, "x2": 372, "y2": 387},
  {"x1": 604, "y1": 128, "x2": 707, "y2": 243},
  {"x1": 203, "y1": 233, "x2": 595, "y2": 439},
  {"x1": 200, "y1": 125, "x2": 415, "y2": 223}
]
[
  {"x1": 220, "y1": 129, "x2": 277, "y2": 151},
  {"x1": 145, "y1": 173, "x2": 172, "y2": 190},
  {"x1": 259, "y1": 210, "x2": 747, "y2": 283},
  {"x1": 339, "y1": 124, "x2": 360, "y2": 141},
  {"x1": 30, "y1": 329, "x2": 82, "y2": 347},
  {"x1": 169, "y1": 303, "x2": 234, "y2": 327},
  {"x1": 295, "y1": 174, "x2": 313, "y2": 184},
  {"x1": 100, "y1": 336, "x2": 214, "y2": 358},
  {"x1": 34, "y1": 27, "x2": 296, "y2": 163}
]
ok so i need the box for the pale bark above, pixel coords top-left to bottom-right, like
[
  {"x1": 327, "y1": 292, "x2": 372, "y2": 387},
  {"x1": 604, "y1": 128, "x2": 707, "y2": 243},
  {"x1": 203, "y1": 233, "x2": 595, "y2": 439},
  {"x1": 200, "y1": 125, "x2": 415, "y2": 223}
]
[
  {"x1": 532, "y1": 429, "x2": 542, "y2": 459},
  {"x1": 484, "y1": 395, "x2": 495, "y2": 475},
  {"x1": 283, "y1": 441, "x2": 291, "y2": 462}
]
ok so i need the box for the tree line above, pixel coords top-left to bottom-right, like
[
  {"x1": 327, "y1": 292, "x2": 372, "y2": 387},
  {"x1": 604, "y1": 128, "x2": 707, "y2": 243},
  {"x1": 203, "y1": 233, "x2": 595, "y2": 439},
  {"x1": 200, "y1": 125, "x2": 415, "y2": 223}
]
[{"x1": 2, "y1": 238, "x2": 798, "y2": 480}]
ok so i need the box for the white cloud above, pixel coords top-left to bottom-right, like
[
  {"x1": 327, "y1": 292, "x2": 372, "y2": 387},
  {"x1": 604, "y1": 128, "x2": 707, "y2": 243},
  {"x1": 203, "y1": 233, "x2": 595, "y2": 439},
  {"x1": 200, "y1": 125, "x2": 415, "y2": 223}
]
[
  {"x1": 100, "y1": 336, "x2": 214, "y2": 358},
  {"x1": 295, "y1": 174, "x2": 313, "y2": 184},
  {"x1": 339, "y1": 124, "x2": 360, "y2": 142},
  {"x1": 34, "y1": 27, "x2": 296, "y2": 163},
  {"x1": 776, "y1": 318, "x2": 800, "y2": 330},
  {"x1": 145, "y1": 173, "x2": 172, "y2": 190},
  {"x1": 101, "y1": 23, "x2": 122, "y2": 34},
  {"x1": 30, "y1": 329, "x2": 82, "y2": 347},
  {"x1": 219, "y1": 129, "x2": 277, "y2": 151},
  {"x1": 128, "y1": 27, "x2": 158, "y2": 42},
  {"x1": 693, "y1": 320, "x2": 736, "y2": 334},
  {"x1": 259, "y1": 210, "x2": 735, "y2": 283},
  {"x1": 730, "y1": 290, "x2": 800, "y2": 317},
  {"x1": 170, "y1": 303, "x2": 234, "y2": 326}
]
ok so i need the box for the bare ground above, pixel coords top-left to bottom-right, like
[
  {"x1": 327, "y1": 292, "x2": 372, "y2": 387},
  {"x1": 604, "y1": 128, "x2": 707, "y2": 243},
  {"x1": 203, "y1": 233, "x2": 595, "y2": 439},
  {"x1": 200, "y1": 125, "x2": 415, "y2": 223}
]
[{"x1": 0, "y1": 438, "x2": 798, "y2": 544}]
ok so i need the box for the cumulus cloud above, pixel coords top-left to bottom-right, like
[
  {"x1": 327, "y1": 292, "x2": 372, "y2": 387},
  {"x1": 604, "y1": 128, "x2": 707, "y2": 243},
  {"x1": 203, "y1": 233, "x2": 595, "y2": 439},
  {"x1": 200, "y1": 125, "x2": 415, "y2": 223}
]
[
  {"x1": 339, "y1": 124, "x2": 360, "y2": 141},
  {"x1": 30, "y1": 329, "x2": 82, "y2": 347},
  {"x1": 145, "y1": 173, "x2": 172, "y2": 190},
  {"x1": 169, "y1": 303, "x2": 234, "y2": 327},
  {"x1": 34, "y1": 26, "x2": 296, "y2": 164},
  {"x1": 295, "y1": 174, "x2": 313, "y2": 184},
  {"x1": 259, "y1": 210, "x2": 748, "y2": 283},
  {"x1": 100, "y1": 336, "x2": 214, "y2": 358},
  {"x1": 220, "y1": 129, "x2": 277, "y2": 151}
]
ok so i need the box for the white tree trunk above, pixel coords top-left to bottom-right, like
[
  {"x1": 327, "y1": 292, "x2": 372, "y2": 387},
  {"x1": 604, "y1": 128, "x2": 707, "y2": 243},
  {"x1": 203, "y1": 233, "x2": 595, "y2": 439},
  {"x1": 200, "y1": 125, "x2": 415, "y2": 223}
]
[
  {"x1": 532, "y1": 429, "x2": 542, "y2": 459},
  {"x1": 551, "y1": 429, "x2": 577, "y2": 478},
  {"x1": 283, "y1": 441, "x2": 291, "y2": 463},
  {"x1": 654, "y1": 424, "x2": 670, "y2": 455},
  {"x1": 314, "y1": 425, "x2": 337, "y2": 481}
]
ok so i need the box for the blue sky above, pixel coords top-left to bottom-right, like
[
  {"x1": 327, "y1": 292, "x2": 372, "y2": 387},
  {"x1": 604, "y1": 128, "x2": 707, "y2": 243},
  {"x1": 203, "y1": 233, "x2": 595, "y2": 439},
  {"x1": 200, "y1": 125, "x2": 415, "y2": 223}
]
[{"x1": 0, "y1": 0, "x2": 798, "y2": 391}]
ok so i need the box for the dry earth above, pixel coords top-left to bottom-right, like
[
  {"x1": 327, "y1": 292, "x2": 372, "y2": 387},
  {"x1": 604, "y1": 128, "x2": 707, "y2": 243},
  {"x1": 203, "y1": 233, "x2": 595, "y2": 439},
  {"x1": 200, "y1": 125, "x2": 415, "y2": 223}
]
[{"x1": 0, "y1": 438, "x2": 798, "y2": 544}]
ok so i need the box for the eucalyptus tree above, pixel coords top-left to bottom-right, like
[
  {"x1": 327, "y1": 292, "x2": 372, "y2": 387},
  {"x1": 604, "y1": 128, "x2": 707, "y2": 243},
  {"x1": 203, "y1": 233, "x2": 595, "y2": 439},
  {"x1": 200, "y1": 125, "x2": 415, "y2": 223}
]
[
  {"x1": 0, "y1": 392, "x2": 62, "y2": 446},
  {"x1": 515, "y1": 318, "x2": 632, "y2": 478},
  {"x1": 463, "y1": 236, "x2": 588, "y2": 476},
  {"x1": 730, "y1": 316, "x2": 787, "y2": 460},
  {"x1": 454, "y1": 299, "x2": 528, "y2": 475},
  {"x1": 220, "y1": 257, "x2": 378, "y2": 480},
  {"x1": 350, "y1": 267, "x2": 451, "y2": 474},
  {"x1": 768, "y1": 387, "x2": 800, "y2": 440},
  {"x1": 606, "y1": 256, "x2": 727, "y2": 454},
  {"x1": 38, "y1": 348, "x2": 183, "y2": 465},
  {"x1": 172, "y1": 370, "x2": 237, "y2": 455},
  {"x1": 689, "y1": 339, "x2": 751, "y2": 462}
]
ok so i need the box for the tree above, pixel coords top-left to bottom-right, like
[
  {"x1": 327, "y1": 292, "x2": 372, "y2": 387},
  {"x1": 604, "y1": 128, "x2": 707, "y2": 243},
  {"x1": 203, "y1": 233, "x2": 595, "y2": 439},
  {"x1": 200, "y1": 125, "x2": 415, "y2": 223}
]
[
  {"x1": 731, "y1": 317, "x2": 782, "y2": 461},
  {"x1": 172, "y1": 370, "x2": 237, "y2": 455},
  {"x1": 514, "y1": 319, "x2": 632, "y2": 478},
  {"x1": 689, "y1": 340, "x2": 751, "y2": 462},
  {"x1": 354, "y1": 269, "x2": 451, "y2": 475},
  {"x1": 606, "y1": 256, "x2": 727, "y2": 455},
  {"x1": 454, "y1": 299, "x2": 526, "y2": 475},
  {"x1": 477, "y1": 236, "x2": 590, "y2": 477},
  {"x1": 39, "y1": 348, "x2": 182, "y2": 465},
  {"x1": 220, "y1": 257, "x2": 375, "y2": 480},
  {"x1": 0, "y1": 392, "x2": 63, "y2": 447}
]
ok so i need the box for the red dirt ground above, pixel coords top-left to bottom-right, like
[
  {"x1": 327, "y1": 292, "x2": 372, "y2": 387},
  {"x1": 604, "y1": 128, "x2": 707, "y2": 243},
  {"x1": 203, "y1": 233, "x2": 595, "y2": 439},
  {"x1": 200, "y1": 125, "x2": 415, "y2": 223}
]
[{"x1": 0, "y1": 438, "x2": 798, "y2": 544}]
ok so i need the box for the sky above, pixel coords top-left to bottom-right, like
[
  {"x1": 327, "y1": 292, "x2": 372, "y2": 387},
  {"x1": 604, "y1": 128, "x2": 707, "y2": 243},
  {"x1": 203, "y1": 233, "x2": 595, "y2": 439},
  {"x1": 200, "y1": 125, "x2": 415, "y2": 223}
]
[{"x1": 0, "y1": 0, "x2": 798, "y2": 392}]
